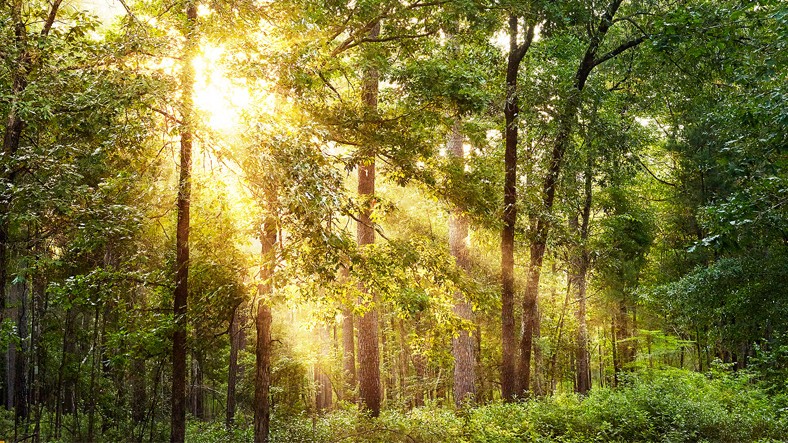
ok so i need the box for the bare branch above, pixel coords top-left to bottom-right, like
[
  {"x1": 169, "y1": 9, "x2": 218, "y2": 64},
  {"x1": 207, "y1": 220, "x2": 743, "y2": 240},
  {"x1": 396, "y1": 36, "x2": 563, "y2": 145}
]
[{"x1": 634, "y1": 154, "x2": 678, "y2": 187}]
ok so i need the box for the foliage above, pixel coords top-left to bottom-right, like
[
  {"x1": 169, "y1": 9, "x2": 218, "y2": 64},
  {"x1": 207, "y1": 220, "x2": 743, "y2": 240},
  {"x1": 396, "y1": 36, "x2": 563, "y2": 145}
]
[{"x1": 183, "y1": 370, "x2": 788, "y2": 443}]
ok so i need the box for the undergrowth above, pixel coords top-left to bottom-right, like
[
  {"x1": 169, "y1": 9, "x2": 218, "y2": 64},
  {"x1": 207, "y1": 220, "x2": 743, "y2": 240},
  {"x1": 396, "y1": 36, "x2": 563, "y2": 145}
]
[{"x1": 186, "y1": 369, "x2": 788, "y2": 443}]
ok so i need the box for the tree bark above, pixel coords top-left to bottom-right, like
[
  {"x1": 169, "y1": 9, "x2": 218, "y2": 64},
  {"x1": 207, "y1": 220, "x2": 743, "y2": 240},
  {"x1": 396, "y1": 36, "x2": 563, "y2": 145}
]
[
  {"x1": 31, "y1": 277, "x2": 45, "y2": 443},
  {"x1": 549, "y1": 279, "x2": 572, "y2": 393},
  {"x1": 502, "y1": 15, "x2": 535, "y2": 402},
  {"x1": 572, "y1": 161, "x2": 593, "y2": 395},
  {"x1": 447, "y1": 121, "x2": 476, "y2": 407},
  {"x1": 226, "y1": 304, "x2": 243, "y2": 428},
  {"x1": 397, "y1": 319, "x2": 411, "y2": 405},
  {"x1": 341, "y1": 305, "x2": 356, "y2": 399},
  {"x1": 531, "y1": 302, "x2": 545, "y2": 396},
  {"x1": 254, "y1": 218, "x2": 276, "y2": 443},
  {"x1": 170, "y1": 3, "x2": 197, "y2": 442},
  {"x1": 131, "y1": 356, "x2": 147, "y2": 431},
  {"x1": 87, "y1": 305, "x2": 101, "y2": 442},
  {"x1": 356, "y1": 20, "x2": 382, "y2": 417},
  {"x1": 5, "y1": 285, "x2": 18, "y2": 410}
]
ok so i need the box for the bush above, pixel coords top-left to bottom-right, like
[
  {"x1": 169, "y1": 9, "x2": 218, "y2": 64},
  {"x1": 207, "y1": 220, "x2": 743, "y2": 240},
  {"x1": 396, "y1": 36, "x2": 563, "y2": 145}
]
[{"x1": 186, "y1": 369, "x2": 788, "y2": 443}]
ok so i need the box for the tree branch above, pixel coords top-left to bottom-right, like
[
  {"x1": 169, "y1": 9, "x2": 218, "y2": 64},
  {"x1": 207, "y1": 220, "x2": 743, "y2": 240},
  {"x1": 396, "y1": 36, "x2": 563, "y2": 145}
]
[
  {"x1": 512, "y1": 23, "x2": 536, "y2": 65},
  {"x1": 41, "y1": 0, "x2": 64, "y2": 38},
  {"x1": 593, "y1": 36, "x2": 646, "y2": 68},
  {"x1": 634, "y1": 154, "x2": 677, "y2": 187}
]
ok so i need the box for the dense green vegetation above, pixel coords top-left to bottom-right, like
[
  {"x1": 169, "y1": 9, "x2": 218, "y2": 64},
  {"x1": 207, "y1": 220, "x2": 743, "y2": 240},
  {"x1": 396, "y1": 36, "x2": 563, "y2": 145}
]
[
  {"x1": 182, "y1": 370, "x2": 788, "y2": 443},
  {"x1": 1, "y1": 0, "x2": 786, "y2": 441}
]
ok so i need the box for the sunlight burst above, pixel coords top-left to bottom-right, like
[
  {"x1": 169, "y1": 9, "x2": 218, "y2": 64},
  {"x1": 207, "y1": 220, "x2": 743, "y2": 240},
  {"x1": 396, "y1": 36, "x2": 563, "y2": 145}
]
[{"x1": 193, "y1": 44, "x2": 252, "y2": 132}]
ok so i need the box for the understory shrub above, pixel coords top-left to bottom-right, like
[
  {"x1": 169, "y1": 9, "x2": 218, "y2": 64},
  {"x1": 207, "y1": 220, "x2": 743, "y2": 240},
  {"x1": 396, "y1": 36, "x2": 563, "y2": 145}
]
[{"x1": 184, "y1": 369, "x2": 788, "y2": 443}]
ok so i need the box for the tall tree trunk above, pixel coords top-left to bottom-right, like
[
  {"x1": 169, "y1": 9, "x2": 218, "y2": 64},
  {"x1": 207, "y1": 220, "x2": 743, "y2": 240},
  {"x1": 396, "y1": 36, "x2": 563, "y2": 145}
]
[
  {"x1": 502, "y1": 15, "x2": 535, "y2": 402},
  {"x1": 397, "y1": 319, "x2": 410, "y2": 405},
  {"x1": 448, "y1": 121, "x2": 476, "y2": 406},
  {"x1": 132, "y1": 282, "x2": 148, "y2": 441},
  {"x1": 226, "y1": 304, "x2": 244, "y2": 428},
  {"x1": 340, "y1": 260, "x2": 356, "y2": 401},
  {"x1": 254, "y1": 218, "x2": 276, "y2": 443},
  {"x1": 549, "y1": 279, "x2": 572, "y2": 393},
  {"x1": 531, "y1": 302, "x2": 545, "y2": 396},
  {"x1": 12, "y1": 278, "x2": 29, "y2": 432},
  {"x1": 356, "y1": 20, "x2": 382, "y2": 417},
  {"x1": 131, "y1": 357, "x2": 147, "y2": 436},
  {"x1": 54, "y1": 306, "x2": 76, "y2": 439},
  {"x1": 572, "y1": 161, "x2": 593, "y2": 395},
  {"x1": 611, "y1": 316, "x2": 619, "y2": 386},
  {"x1": 341, "y1": 305, "x2": 356, "y2": 399},
  {"x1": 87, "y1": 305, "x2": 101, "y2": 442},
  {"x1": 31, "y1": 277, "x2": 46, "y2": 443},
  {"x1": 170, "y1": 3, "x2": 197, "y2": 442},
  {"x1": 5, "y1": 284, "x2": 19, "y2": 410}
]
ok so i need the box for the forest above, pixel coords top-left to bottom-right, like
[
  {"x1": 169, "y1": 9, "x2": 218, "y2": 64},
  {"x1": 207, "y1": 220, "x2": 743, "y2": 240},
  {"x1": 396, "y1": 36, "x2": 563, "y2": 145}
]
[{"x1": 1, "y1": 0, "x2": 786, "y2": 442}]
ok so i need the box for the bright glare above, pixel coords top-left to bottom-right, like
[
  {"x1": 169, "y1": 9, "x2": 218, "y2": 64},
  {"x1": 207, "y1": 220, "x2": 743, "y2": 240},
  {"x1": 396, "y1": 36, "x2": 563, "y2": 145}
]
[{"x1": 193, "y1": 45, "x2": 253, "y2": 133}]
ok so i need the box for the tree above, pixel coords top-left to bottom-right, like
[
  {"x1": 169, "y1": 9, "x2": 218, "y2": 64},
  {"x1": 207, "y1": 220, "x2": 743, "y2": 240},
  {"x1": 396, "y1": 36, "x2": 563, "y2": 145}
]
[
  {"x1": 170, "y1": 2, "x2": 197, "y2": 441},
  {"x1": 255, "y1": 217, "x2": 276, "y2": 442},
  {"x1": 502, "y1": 13, "x2": 536, "y2": 401},
  {"x1": 447, "y1": 121, "x2": 476, "y2": 405},
  {"x1": 520, "y1": 0, "x2": 646, "y2": 394}
]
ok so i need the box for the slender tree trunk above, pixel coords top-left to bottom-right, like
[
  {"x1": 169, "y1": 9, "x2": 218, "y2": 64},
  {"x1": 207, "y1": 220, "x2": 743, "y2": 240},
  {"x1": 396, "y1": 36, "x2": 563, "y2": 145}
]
[
  {"x1": 131, "y1": 357, "x2": 147, "y2": 433},
  {"x1": 226, "y1": 305, "x2": 243, "y2": 428},
  {"x1": 170, "y1": 3, "x2": 197, "y2": 442},
  {"x1": 190, "y1": 350, "x2": 205, "y2": 420},
  {"x1": 572, "y1": 162, "x2": 593, "y2": 395},
  {"x1": 12, "y1": 281, "x2": 28, "y2": 434},
  {"x1": 87, "y1": 305, "x2": 101, "y2": 441},
  {"x1": 132, "y1": 284, "x2": 148, "y2": 441},
  {"x1": 502, "y1": 15, "x2": 535, "y2": 402},
  {"x1": 397, "y1": 319, "x2": 410, "y2": 405},
  {"x1": 549, "y1": 277, "x2": 571, "y2": 392},
  {"x1": 611, "y1": 316, "x2": 619, "y2": 386},
  {"x1": 500, "y1": 15, "x2": 518, "y2": 402},
  {"x1": 254, "y1": 218, "x2": 276, "y2": 443},
  {"x1": 447, "y1": 121, "x2": 476, "y2": 406},
  {"x1": 356, "y1": 20, "x2": 382, "y2": 417},
  {"x1": 412, "y1": 352, "x2": 426, "y2": 408},
  {"x1": 598, "y1": 333, "x2": 604, "y2": 388},
  {"x1": 31, "y1": 277, "x2": 45, "y2": 443},
  {"x1": 532, "y1": 302, "x2": 545, "y2": 396},
  {"x1": 54, "y1": 306, "x2": 76, "y2": 439},
  {"x1": 339, "y1": 262, "x2": 356, "y2": 401},
  {"x1": 5, "y1": 285, "x2": 18, "y2": 411},
  {"x1": 341, "y1": 305, "x2": 356, "y2": 398},
  {"x1": 574, "y1": 251, "x2": 591, "y2": 394}
]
